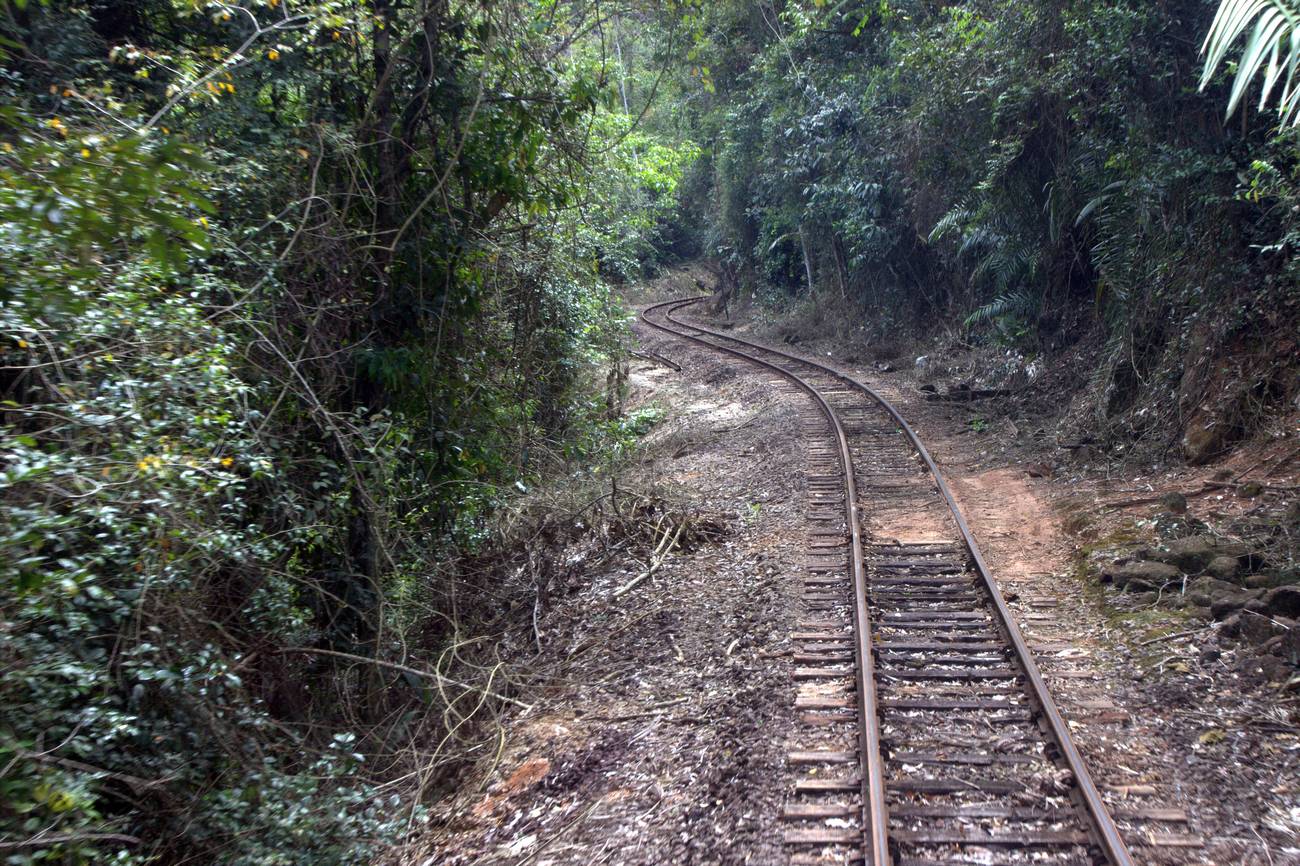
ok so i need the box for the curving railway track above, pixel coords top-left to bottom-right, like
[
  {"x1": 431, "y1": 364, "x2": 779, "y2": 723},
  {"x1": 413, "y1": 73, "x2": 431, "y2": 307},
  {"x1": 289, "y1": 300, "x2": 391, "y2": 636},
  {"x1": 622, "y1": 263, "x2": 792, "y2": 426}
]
[{"x1": 640, "y1": 297, "x2": 1136, "y2": 866}]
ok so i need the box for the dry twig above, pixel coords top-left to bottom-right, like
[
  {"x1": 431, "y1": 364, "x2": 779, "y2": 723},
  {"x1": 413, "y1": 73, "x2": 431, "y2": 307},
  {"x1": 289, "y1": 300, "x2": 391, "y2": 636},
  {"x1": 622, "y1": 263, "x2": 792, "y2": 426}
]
[
  {"x1": 611, "y1": 520, "x2": 685, "y2": 599},
  {"x1": 274, "y1": 647, "x2": 533, "y2": 709}
]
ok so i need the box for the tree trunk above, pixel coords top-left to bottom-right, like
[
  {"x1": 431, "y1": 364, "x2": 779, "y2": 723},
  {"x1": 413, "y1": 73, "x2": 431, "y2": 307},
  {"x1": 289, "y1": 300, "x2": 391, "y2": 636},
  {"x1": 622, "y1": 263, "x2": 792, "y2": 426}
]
[
  {"x1": 832, "y1": 234, "x2": 849, "y2": 300},
  {"x1": 798, "y1": 224, "x2": 816, "y2": 292}
]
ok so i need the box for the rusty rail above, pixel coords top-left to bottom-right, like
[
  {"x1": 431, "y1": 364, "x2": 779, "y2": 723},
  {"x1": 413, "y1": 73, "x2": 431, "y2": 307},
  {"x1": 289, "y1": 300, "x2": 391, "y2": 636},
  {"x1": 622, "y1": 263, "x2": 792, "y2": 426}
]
[
  {"x1": 640, "y1": 296, "x2": 1134, "y2": 866},
  {"x1": 641, "y1": 297, "x2": 891, "y2": 866}
]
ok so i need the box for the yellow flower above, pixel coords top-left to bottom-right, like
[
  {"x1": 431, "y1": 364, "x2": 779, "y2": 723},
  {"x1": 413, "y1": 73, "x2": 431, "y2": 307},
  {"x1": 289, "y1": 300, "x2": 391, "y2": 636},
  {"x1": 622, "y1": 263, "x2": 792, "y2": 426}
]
[
  {"x1": 332, "y1": 30, "x2": 341, "y2": 40},
  {"x1": 220, "y1": 457, "x2": 234, "y2": 467},
  {"x1": 198, "y1": 216, "x2": 209, "y2": 228},
  {"x1": 267, "y1": 49, "x2": 280, "y2": 61},
  {"x1": 221, "y1": 12, "x2": 231, "y2": 21},
  {"x1": 136, "y1": 455, "x2": 166, "y2": 473},
  {"x1": 17, "y1": 338, "x2": 28, "y2": 349},
  {"x1": 81, "y1": 148, "x2": 91, "y2": 158}
]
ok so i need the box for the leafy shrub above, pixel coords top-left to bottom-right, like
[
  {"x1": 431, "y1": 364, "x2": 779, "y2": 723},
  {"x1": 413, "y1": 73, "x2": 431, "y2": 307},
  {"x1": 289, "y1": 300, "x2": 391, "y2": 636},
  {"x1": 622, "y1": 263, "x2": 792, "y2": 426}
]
[
  {"x1": 0, "y1": 0, "x2": 689, "y2": 862},
  {"x1": 673, "y1": 0, "x2": 1300, "y2": 449}
]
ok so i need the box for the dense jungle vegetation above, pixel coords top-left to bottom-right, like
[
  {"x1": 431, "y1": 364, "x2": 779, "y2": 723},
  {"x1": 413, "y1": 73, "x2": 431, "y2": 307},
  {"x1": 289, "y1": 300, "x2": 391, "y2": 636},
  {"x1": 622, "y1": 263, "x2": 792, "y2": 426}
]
[
  {"x1": 0, "y1": 1, "x2": 696, "y2": 862},
  {"x1": 1, "y1": 0, "x2": 1298, "y2": 863},
  {"x1": 668, "y1": 0, "x2": 1300, "y2": 462}
]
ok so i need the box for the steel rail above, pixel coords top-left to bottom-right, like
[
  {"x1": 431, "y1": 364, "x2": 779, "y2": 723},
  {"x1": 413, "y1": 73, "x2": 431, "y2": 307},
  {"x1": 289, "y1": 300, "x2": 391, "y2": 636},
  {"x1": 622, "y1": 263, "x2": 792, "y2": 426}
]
[
  {"x1": 647, "y1": 296, "x2": 1135, "y2": 866},
  {"x1": 641, "y1": 298, "x2": 892, "y2": 866}
]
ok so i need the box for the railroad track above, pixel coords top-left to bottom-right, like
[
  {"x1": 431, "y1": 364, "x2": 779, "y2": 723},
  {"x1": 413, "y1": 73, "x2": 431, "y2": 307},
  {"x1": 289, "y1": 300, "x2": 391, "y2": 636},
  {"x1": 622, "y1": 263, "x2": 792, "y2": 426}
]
[{"x1": 640, "y1": 297, "x2": 1136, "y2": 866}]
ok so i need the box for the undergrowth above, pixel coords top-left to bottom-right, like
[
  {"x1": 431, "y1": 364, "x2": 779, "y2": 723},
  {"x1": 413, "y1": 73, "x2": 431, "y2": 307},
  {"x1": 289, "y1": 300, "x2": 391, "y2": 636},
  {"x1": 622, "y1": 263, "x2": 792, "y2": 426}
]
[{"x1": 0, "y1": 1, "x2": 698, "y2": 863}]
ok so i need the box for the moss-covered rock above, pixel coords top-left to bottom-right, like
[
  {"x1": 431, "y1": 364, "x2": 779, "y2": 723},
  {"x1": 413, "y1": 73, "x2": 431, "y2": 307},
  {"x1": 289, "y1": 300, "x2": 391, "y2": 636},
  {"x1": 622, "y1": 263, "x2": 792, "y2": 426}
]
[
  {"x1": 1143, "y1": 535, "x2": 1253, "y2": 574},
  {"x1": 1103, "y1": 559, "x2": 1181, "y2": 591},
  {"x1": 1205, "y1": 554, "x2": 1240, "y2": 581},
  {"x1": 1184, "y1": 576, "x2": 1240, "y2": 609}
]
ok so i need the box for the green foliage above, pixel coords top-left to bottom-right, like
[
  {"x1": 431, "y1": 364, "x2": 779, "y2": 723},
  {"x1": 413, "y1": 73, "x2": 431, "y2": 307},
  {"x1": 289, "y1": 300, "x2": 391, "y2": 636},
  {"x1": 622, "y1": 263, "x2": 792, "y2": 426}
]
[
  {"x1": 0, "y1": 125, "x2": 212, "y2": 303},
  {"x1": 934, "y1": 203, "x2": 1045, "y2": 335},
  {"x1": 0, "y1": 251, "x2": 430, "y2": 863},
  {"x1": 582, "y1": 112, "x2": 701, "y2": 280},
  {"x1": 963, "y1": 289, "x2": 1040, "y2": 336},
  {"x1": 652, "y1": 0, "x2": 1299, "y2": 450},
  {"x1": 0, "y1": 0, "x2": 682, "y2": 862},
  {"x1": 1201, "y1": 0, "x2": 1300, "y2": 125},
  {"x1": 5, "y1": 0, "x2": 1295, "y2": 858}
]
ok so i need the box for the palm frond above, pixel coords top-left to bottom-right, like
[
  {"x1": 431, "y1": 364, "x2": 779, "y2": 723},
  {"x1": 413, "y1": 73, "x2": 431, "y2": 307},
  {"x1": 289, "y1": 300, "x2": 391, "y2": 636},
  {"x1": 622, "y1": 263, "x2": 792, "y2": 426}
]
[
  {"x1": 963, "y1": 288, "x2": 1039, "y2": 329},
  {"x1": 928, "y1": 205, "x2": 973, "y2": 244},
  {"x1": 971, "y1": 244, "x2": 1026, "y2": 290},
  {"x1": 1201, "y1": 0, "x2": 1300, "y2": 125},
  {"x1": 1075, "y1": 181, "x2": 1126, "y2": 227},
  {"x1": 959, "y1": 224, "x2": 1005, "y2": 259}
]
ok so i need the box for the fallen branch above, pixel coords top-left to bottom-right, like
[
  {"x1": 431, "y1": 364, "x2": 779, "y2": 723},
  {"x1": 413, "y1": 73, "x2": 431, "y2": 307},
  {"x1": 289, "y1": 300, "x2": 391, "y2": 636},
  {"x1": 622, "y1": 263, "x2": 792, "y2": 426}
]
[
  {"x1": 1102, "y1": 478, "x2": 1300, "y2": 511},
  {"x1": 0, "y1": 832, "x2": 142, "y2": 851},
  {"x1": 274, "y1": 647, "x2": 533, "y2": 710},
  {"x1": 631, "y1": 349, "x2": 682, "y2": 372},
  {"x1": 924, "y1": 387, "x2": 1017, "y2": 402},
  {"x1": 670, "y1": 438, "x2": 697, "y2": 459},
  {"x1": 1265, "y1": 444, "x2": 1300, "y2": 478},
  {"x1": 567, "y1": 609, "x2": 658, "y2": 659},
  {"x1": 1232, "y1": 454, "x2": 1273, "y2": 482},
  {"x1": 1205, "y1": 479, "x2": 1300, "y2": 494},
  {"x1": 588, "y1": 697, "x2": 688, "y2": 722},
  {"x1": 611, "y1": 521, "x2": 685, "y2": 600},
  {"x1": 1241, "y1": 608, "x2": 1292, "y2": 630},
  {"x1": 15, "y1": 748, "x2": 174, "y2": 796},
  {"x1": 511, "y1": 799, "x2": 601, "y2": 866},
  {"x1": 1102, "y1": 491, "x2": 1199, "y2": 511}
]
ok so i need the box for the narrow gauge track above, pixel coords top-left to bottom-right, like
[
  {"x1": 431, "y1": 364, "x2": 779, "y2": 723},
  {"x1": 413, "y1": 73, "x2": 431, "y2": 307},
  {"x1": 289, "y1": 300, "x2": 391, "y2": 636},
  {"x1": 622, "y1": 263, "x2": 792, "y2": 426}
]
[{"x1": 640, "y1": 297, "x2": 1134, "y2": 866}]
